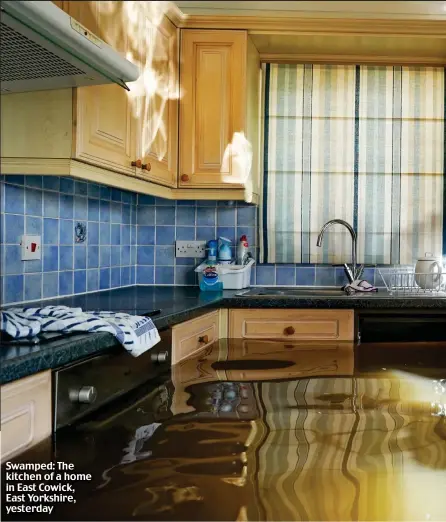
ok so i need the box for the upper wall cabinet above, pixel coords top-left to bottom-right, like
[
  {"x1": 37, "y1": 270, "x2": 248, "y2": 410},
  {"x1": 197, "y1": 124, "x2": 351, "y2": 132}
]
[{"x1": 179, "y1": 30, "x2": 260, "y2": 195}]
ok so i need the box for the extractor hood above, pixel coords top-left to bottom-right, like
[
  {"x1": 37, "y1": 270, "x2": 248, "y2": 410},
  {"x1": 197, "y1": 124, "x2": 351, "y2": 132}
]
[{"x1": 0, "y1": 1, "x2": 140, "y2": 94}]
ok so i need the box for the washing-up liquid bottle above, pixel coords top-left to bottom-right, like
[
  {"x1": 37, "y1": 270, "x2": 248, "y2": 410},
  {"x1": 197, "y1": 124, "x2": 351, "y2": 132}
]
[
  {"x1": 199, "y1": 266, "x2": 223, "y2": 292},
  {"x1": 218, "y1": 237, "x2": 232, "y2": 264},
  {"x1": 236, "y1": 234, "x2": 249, "y2": 265}
]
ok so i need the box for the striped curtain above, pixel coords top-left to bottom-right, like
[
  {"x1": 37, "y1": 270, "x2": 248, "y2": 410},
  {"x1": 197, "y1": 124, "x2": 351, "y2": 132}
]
[{"x1": 260, "y1": 64, "x2": 445, "y2": 265}]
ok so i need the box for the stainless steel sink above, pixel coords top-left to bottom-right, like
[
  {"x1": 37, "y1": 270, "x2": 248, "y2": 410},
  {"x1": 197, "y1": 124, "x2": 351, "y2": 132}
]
[{"x1": 235, "y1": 287, "x2": 346, "y2": 297}]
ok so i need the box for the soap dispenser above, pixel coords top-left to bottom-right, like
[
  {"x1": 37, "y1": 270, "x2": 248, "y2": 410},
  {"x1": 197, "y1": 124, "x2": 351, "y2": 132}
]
[{"x1": 218, "y1": 237, "x2": 232, "y2": 264}]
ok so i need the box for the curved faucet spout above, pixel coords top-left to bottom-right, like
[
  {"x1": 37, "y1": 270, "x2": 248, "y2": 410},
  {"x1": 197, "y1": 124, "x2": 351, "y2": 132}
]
[{"x1": 316, "y1": 219, "x2": 360, "y2": 283}]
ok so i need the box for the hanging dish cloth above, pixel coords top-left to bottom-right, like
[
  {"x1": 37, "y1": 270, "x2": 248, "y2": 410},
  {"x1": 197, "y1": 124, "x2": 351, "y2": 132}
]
[{"x1": 344, "y1": 280, "x2": 378, "y2": 296}]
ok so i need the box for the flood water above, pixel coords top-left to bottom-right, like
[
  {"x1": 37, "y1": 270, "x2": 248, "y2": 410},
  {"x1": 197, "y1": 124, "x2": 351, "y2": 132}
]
[{"x1": 3, "y1": 340, "x2": 446, "y2": 521}]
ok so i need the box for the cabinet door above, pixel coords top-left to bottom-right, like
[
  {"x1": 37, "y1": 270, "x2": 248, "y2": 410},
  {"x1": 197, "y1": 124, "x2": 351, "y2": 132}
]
[
  {"x1": 180, "y1": 30, "x2": 247, "y2": 188},
  {"x1": 137, "y1": 13, "x2": 179, "y2": 187},
  {"x1": 70, "y1": 1, "x2": 139, "y2": 176}
]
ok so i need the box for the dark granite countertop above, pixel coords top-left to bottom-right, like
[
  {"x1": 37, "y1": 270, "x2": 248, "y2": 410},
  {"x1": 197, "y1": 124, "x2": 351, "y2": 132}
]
[{"x1": 1, "y1": 285, "x2": 445, "y2": 384}]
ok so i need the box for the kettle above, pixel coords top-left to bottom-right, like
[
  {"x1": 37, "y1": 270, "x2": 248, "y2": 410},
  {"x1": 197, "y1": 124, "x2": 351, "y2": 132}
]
[
  {"x1": 415, "y1": 253, "x2": 443, "y2": 290},
  {"x1": 218, "y1": 237, "x2": 232, "y2": 264}
]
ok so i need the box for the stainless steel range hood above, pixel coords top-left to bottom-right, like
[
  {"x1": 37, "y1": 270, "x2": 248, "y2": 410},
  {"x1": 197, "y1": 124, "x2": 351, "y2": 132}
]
[{"x1": 0, "y1": 1, "x2": 140, "y2": 94}]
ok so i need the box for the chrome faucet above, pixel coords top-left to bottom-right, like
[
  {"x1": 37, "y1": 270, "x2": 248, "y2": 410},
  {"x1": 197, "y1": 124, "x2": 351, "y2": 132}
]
[{"x1": 316, "y1": 219, "x2": 363, "y2": 284}]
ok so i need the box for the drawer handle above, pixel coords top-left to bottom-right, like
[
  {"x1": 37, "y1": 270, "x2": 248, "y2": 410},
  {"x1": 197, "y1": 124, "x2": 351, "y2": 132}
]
[
  {"x1": 198, "y1": 335, "x2": 209, "y2": 344},
  {"x1": 142, "y1": 163, "x2": 151, "y2": 171},
  {"x1": 284, "y1": 326, "x2": 295, "y2": 335},
  {"x1": 131, "y1": 159, "x2": 142, "y2": 168},
  {"x1": 181, "y1": 174, "x2": 190, "y2": 182}
]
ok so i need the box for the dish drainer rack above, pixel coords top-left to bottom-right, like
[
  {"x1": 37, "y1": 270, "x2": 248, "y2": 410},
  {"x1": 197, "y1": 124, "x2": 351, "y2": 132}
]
[{"x1": 377, "y1": 267, "x2": 446, "y2": 296}]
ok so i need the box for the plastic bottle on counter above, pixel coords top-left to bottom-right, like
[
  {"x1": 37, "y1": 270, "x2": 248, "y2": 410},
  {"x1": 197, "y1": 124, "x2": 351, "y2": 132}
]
[{"x1": 236, "y1": 234, "x2": 249, "y2": 265}]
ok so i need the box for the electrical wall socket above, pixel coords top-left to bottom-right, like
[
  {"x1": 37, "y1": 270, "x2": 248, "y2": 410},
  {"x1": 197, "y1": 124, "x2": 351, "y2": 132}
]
[{"x1": 175, "y1": 240, "x2": 206, "y2": 258}]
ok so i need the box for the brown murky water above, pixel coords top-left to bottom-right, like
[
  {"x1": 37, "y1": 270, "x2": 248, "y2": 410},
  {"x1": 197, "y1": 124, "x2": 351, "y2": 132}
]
[{"x1": 3, "y1": 340, "x2": 446, "y2": 521}]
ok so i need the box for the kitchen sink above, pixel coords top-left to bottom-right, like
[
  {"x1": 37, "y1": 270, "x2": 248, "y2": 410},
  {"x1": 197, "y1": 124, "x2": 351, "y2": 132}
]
[{"x1": 235, "y1": 287, "x2": 347, "y2": 297}]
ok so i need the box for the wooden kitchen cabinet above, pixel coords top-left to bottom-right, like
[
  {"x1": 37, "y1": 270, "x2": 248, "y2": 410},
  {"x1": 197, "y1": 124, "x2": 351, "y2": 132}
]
[
  {"x1": 1, "y1": 371, "x2": 52, "y2": 462},
  {"x1": 179, "y1": 30, "x2": 261, "y2": 195},
  {"x1": 229, "y1": 309, "x2": 355, "y2": 341}
]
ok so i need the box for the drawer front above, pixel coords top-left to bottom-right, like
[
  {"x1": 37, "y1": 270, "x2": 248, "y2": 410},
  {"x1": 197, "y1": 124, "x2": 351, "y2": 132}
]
[
  {"x1": 229, "y1": 309, "x2": 354, "y2": 341},
  {"x1": 172, "y1": 311, "x2": 221, "y2": 364},
  {"x1": 1, "y1": 371, "x2": 51, "y2": 462}
]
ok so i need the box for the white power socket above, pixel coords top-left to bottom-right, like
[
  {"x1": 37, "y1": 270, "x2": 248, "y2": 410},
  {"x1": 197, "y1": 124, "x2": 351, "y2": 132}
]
[{"x1": 175, "y1": 240, "x2": 206, "y2": 258}]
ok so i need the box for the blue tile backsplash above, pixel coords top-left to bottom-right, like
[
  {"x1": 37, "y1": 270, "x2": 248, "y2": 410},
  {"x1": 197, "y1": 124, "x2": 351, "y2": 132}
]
[{"x1": 1, "y1": 175, "x2": 386, "y2": 305}]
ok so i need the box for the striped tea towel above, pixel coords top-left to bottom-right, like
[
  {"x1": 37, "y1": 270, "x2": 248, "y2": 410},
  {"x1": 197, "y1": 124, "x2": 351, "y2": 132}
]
[
  {"x1": 344, "y1": 280, "x2": 378, "y2": 296},
  {"x1": 1, "y1": 306, "x2": 160, "y2": 357}
]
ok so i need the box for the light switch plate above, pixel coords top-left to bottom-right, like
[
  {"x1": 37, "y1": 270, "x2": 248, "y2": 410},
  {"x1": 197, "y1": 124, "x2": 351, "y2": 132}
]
[
  {"x1": 21, "y1": 235, "x2": 41, "y2": 260},
  {"x1": 175, "y1": 240, "x2": 206, "y2": 258}
]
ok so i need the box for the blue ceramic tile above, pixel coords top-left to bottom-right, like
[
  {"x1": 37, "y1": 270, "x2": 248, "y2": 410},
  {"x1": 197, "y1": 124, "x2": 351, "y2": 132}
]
[
  {"x1": 156, "y1": 207, "x2": 175, "y2": 226},
  {"x1": 59, "y1": 271, "x2": 73, "y2": 295},
  {"x1": 100, "y1": 246, "x2": 111, "y2": 267},
  {"x1": 5, "y1": 214, "x2": 24, "y2": 243},
  {"x1": 59, "y1": 246, "x2": 73, "y2": 270},
  {"x1": 100, "y1": 200, "x2": 110, "y2": 222},
  {"x1": 130, "y1": 266, "x2": 136, "y2": 285},
  {"x1": 137, "y1": 206, "x2": 155, "y2": 225},
  {"x1": 43, "y1": 272, "x2": 58, "y2": 298},
  {"x1": 250, "y1": 267, "x2": 256, "y2": 285},
  {"x1": 42, "y1": 177, "x2": 60, "y2": 191},
  {"x1": 87, "y1": 269, "x2": 99, "y2": 292},
  {"x1": 74, "y1": 270, "x2": 87, "y2": 294},
  {"x1": 315, "y1": 266, "x2": 335, "y2": 286},
  {"x1": 154, "y1": 197, "x2": 171, "y2": 206},
  {"x1": 177, "y1": 207, "x2": 195, "y2": 226},
  {"x1": 121, "y1": 225, "x2": 130, "y2": 245},
  {"x1": 24, "y1": 259, "x2": 42, "y2": 274},
  {"x1": 121, "y1": 266, "x2": 130, "y2": 286},
  {"x1": 111, "y1": 267, "x2": 120, "y2": 288},
  {"x1": 175, "y1": 266, "x2": 196, "y2": 286},
  {"x1": 88, "y1": 222, "x2": 99, "y2": 245},
  {"x1": 60, "y1": 194, "x2": 74, "y2": 219},
  {"x1": 6, "y1": 175, "x2": 24, "y2": 185},
  {"x1": 197, "y1": 207, "x2": 216, "y2": 227},
  {"x1": 121, "y1": 191, "x2": 132, "y2": 204},
  {"x1": 276, "y1": 267, "x2": 296, "y2": 286},
  {"x1": 296, "y1": 267, "x2": 315, "y2": 286},
  {"x1": 216, "y1": 227, "x2": 236, "y2": 244},
  {"x1": 25, "y1": 216, "x2": 42, "y2": 236},
  {"x1": 131, "y1": 245, "x2": 137, "y2": 265},
  {"x1": 4, "y1": 275, "x2": 24, "y2": 303},
  {"x1": 87, "y1": 246, "x2": 99, "y2": 269},
  {"x1": 60, "y1": 178, "x2": 74, "y2": 194},
  {"x1": 25, "y1": 188, "x2": 42, "y2": 216},
  {"x1": 156, "y1": 226, "x2": 175, "y2": 245},
  {"x1": 256, "y1": 265, "x2": 275, "y2": 286},
  {"x1": 111, "y1": 188, "x2": 121, "y2": 202},
  {"x1": 99, "y1": 268, "x2": 110, "y2": 290},
  {"x1": 130, "y1": 206, "x2": 138, "y2": 225},
  {"x1": 138, "y1": 226, "x2": 155, "y2": 245},
  {"x1": 100, "y1": 186, "x2": 111, "y2": 200},
  {"x1": 111, "y1": 224, "x2": 121, "y2": 245},
  {"x1": 43, "y1": 246, "x2": 58, "y2": 272},
  {"x1": 176, "y1": 258, "x2": 195, "y2": 265},
  {"x1": 196, "y1": 227, "x2": 215, "y2": 241},
  {"x1": 177, "y1": 200, "x2": 195, "y2": 206},
  {"x1": 121, "y1": 245, "x2": 131, "y2": 265},
  {"x1": 88, "y1": 199, "x2": 100, "y2": 221},
  {"x1": 110, "y1": 246, "x2": 120, "y2": 266},
  {"x1": 137, "y1": 265, "x2": 154, "y2": 284},
  {"x1": 74, "y1": 196, "x2": 88, "y2": 219},
  {"x1": 5, "y1": 245, "x2": 22, "y2": 274},
  {"x1": 335, "y1": 267, "x2": 350, "y2": 287},
  {"x1": 137, "y1": 246, "x2": 154, "y2": 265},
  {"x1": 197, "y1": 200, "x2": 218, "y2": 206},
  {"x1": 74, "y1": 246, "x2": 87, "y2": 270},
  {"x1": 88, "y1": 183, "x2": 101, "y2": 199},
  {"x1": 110, "y1": 202, "x2": 122, "y2": 223},
  {"x1": 138, "y1": 194, "x2": 155, "y2": 205},
  {"x1": 59, "y1": 220, "x2": 74, "y2": 244},
  {"x1": 237, "y1": 206, "x2": 257, "y2": 226},
  {"x1": 24, "y1": 273, "x2": 42, "y2": 301},
  {"x1": 43, "y1": 218, "x2": 59, "y2": 244},
  {"x1": 217, "y1": 207, "x2": 236, "y2": 227},
  {"x1": 155, "y1": 266, "x2": 174, "y2": 284},
  {"x1": 75, "y1": 180, "x2": 88, "y2": 196},
  {"x1": 155, "y1": 246, "x2": 174, "y2": 266},
  {"x1": 122, "y1": 205, "x2": 131, "y2": 224},
  {"x1": 5, "y1": 184, "x2": 25, "y2": 214},
  {"x1": 99, "y1": 223, "x2": 111, "y2": 245},
  {"x1": 176, "y1": 227, "x2": 195, "y2": 241},
  {"x1": 25, "y1": 176, "x2": 42, "y2": 188},
  {"x1": 362, "y1": 268, "x2": 376, "y2": 286},
  {"x1": 43, "y1": 191, "x2": 59, "y2": 218},
  {"x1": 130, "y1": 226, "x2": 137, "y2": 245}
]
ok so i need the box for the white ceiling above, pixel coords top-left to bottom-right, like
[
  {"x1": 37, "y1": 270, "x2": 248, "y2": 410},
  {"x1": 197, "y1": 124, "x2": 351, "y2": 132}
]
[{"x1": 173, "y1": 1, "x2": 446, "y2": 20}]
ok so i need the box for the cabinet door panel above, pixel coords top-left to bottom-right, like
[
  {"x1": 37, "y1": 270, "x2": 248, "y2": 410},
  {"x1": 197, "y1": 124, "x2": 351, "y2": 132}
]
[
  {"x1": 180, "y1": 30, "x2": 247, "y2": 188},
  {"x1": 138, "y1": 14, "x2": 178, "y2": 187}
]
